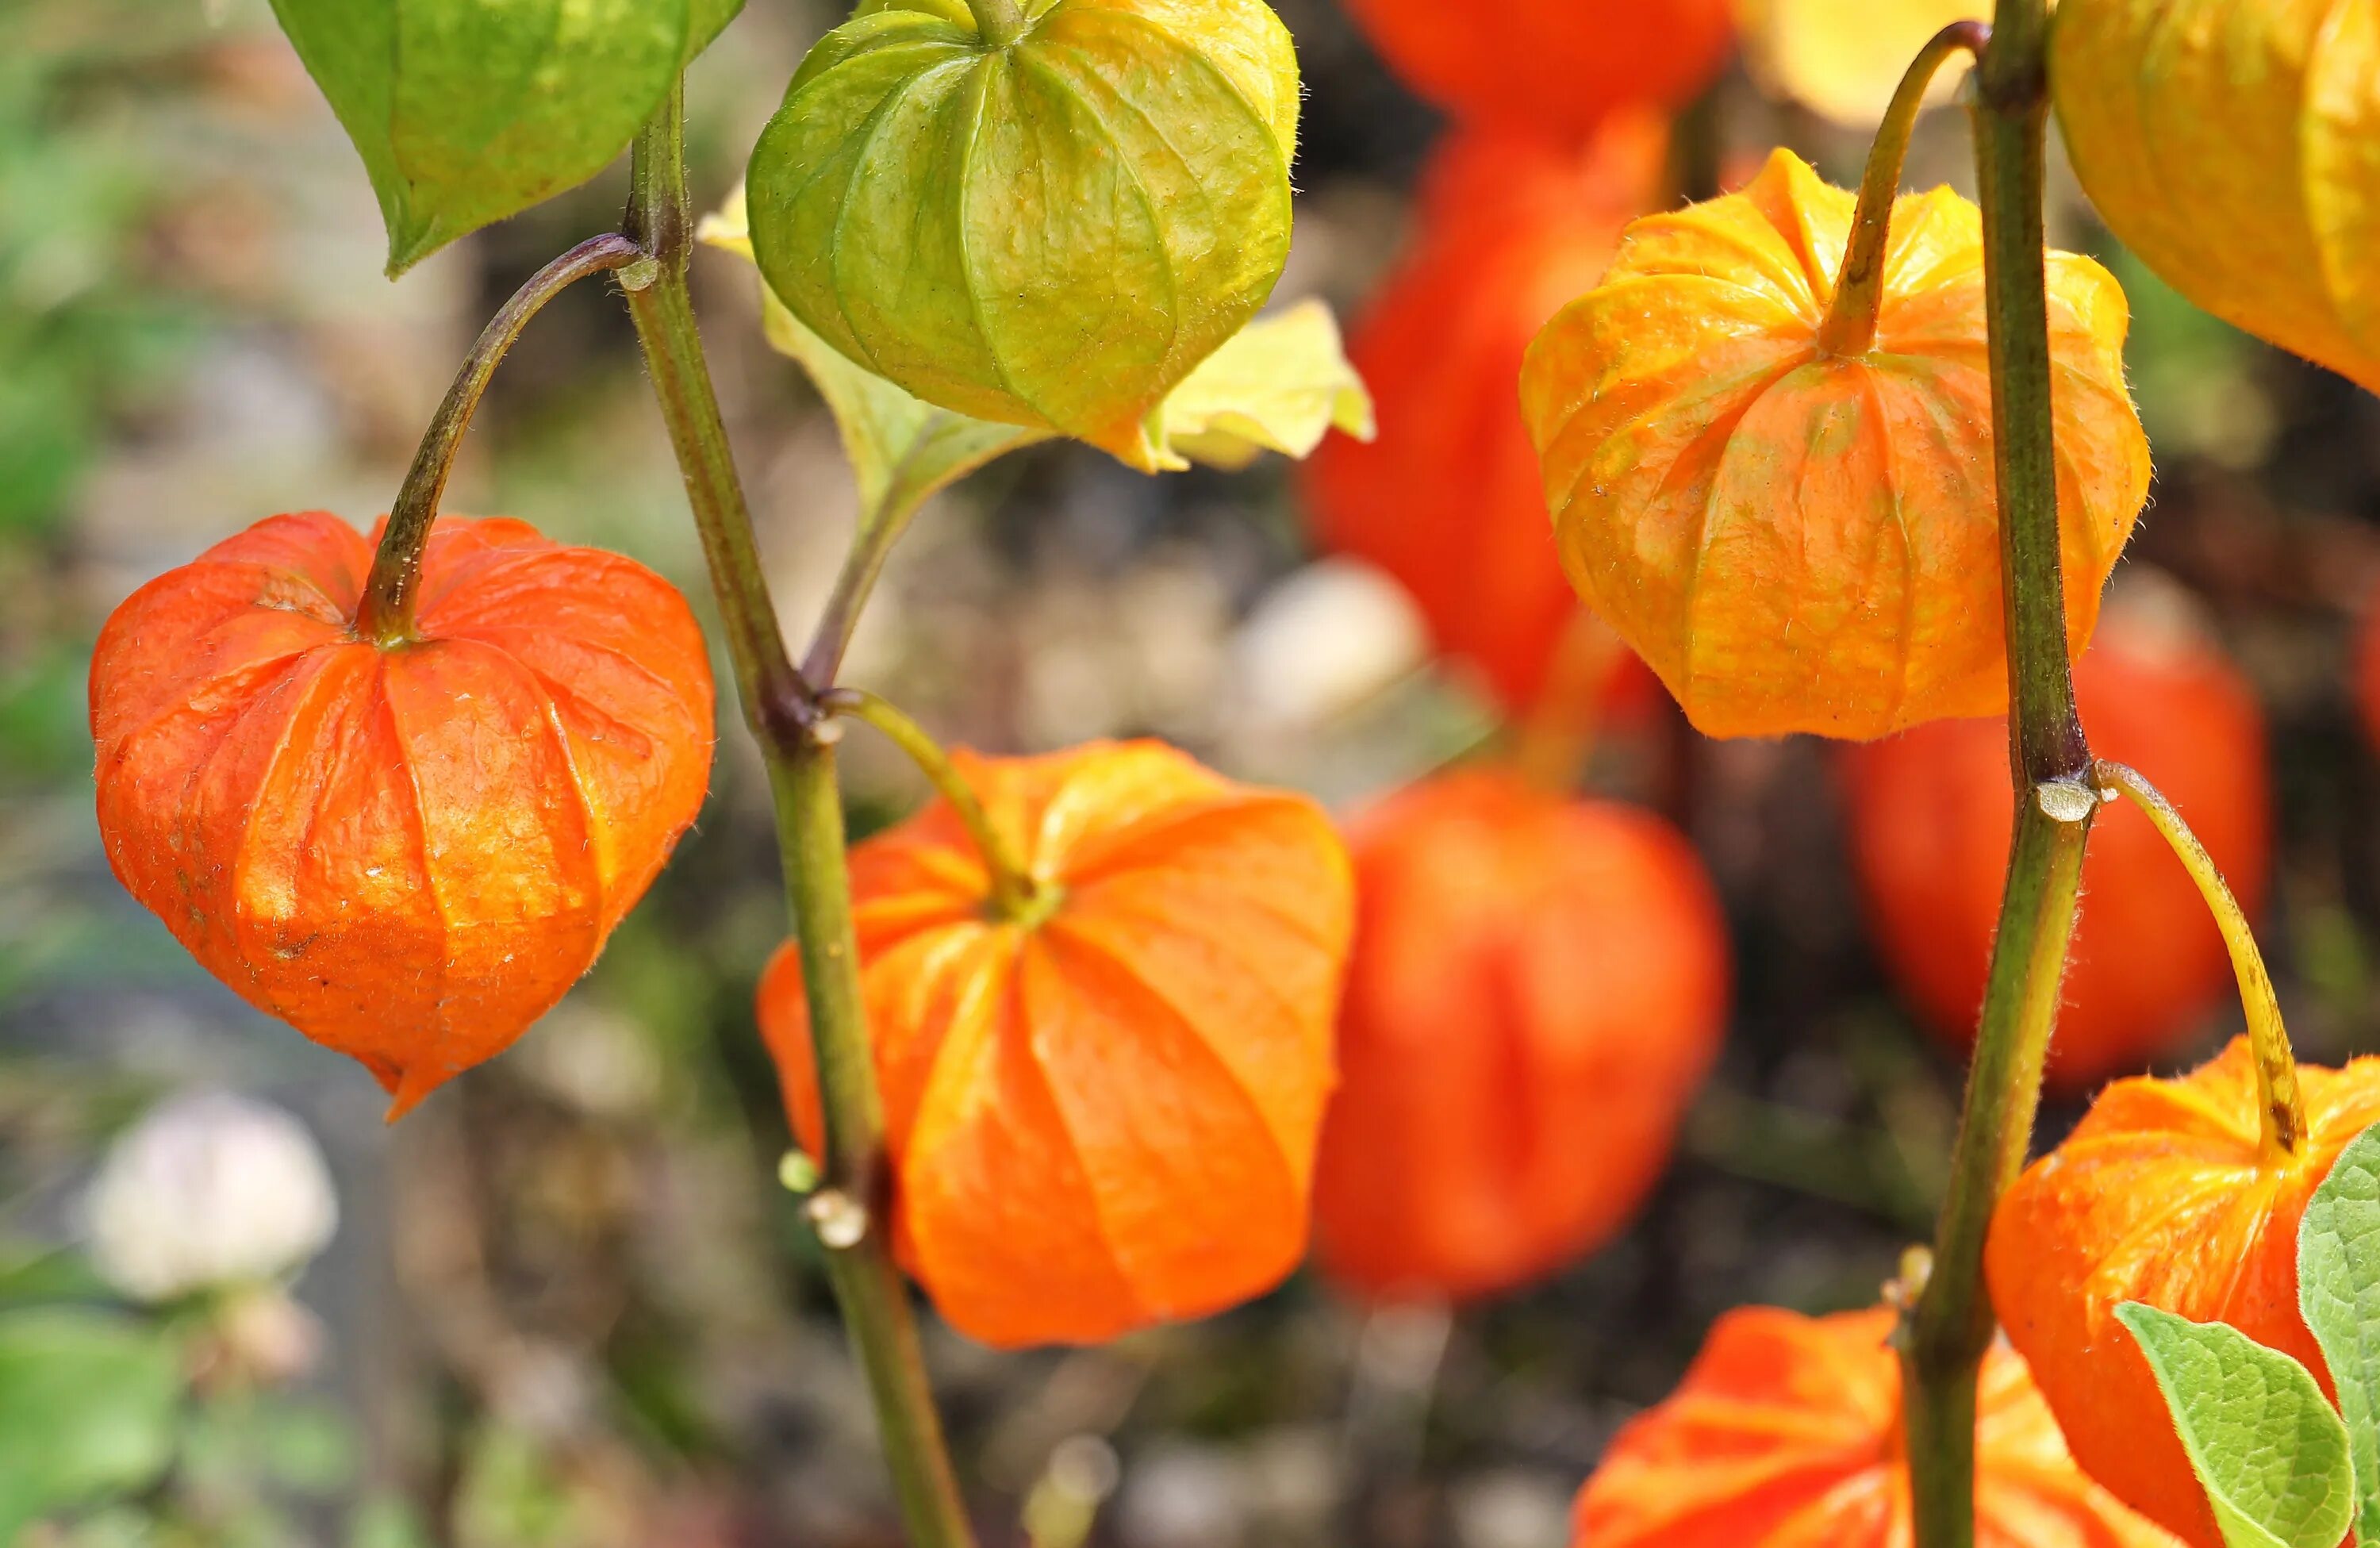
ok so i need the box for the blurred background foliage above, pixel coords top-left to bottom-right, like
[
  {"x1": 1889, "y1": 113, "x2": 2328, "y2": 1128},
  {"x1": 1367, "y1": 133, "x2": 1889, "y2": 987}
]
[{"x1": 6, "y1": 1, "x2": 2380, "y2": 1546}]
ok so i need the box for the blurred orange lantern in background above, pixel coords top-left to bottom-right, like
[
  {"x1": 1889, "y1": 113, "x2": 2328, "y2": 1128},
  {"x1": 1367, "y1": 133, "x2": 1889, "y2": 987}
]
[
  {"x1": 1522, "y1": 149, "x2": 2150, "y2": 741},
  {"x1": 1305, "y1": 117, "x2": 1667, "y2": 718},
  {"x1": 1843, "y1": 588, "x2": 2269, "y2": 1092},
  {"x1": 759, "y1": 740, "x2": 1352, "y2": 1349},
  {"x1": 89, "y1": 511, "x2": 717, "y2": 1119},
  {"x1": 1989, "y1": 1039, "x2": 2380, "y2": 1546},
  {"x1": 1311, "y1": 769, "x2": 1728, "y2": 1304},
  {"x1": 1573, "y1": 1304, "x2": 2183, "y2": 1546},
  {"x1": 1338, "y1": 0, "x2": 1735, "y2": 144}
]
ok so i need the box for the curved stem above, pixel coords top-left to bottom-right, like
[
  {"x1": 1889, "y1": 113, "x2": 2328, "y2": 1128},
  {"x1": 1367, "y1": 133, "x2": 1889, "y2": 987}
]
[
  {"x1": 2096, "y1": 760, "x2": 2305, "y2": 1157},
  {"x1": 1817, "y1": 21, "x2": 1991, "y2": 358},
  {"x1": 963, "y1": 0, "x2": 1027, "y2": 46},
  {"x1": 1902, "y1": 5, "x2": 2094, "y2": 1545},
  {"x1": 1509, "y1": 608, "x2": 1623, "y2": 796},
  {"x1": 354, "y1": 233, "x2": 644, "y2": 644},
  {"x1": 802, "y1": 474, "x2": 937, "y2": 689},
  {"x1": 618, "y1": 81, "x2": 977, "y2": 1548},
  {"x1": 822, "y1": 687, "x2": 1043, "y2": 922}
]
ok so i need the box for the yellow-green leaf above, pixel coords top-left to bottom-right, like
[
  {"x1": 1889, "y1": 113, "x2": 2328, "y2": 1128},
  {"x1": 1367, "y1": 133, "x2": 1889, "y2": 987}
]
[{"x1": 1150, "y1": 300, "x2": 1376, "y2": 472}]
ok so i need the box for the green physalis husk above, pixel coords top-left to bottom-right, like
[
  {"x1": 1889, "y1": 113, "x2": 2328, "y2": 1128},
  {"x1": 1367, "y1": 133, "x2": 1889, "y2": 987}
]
[{"x1": 744, "y1": 0, "x2": 1300, "y2": 473}]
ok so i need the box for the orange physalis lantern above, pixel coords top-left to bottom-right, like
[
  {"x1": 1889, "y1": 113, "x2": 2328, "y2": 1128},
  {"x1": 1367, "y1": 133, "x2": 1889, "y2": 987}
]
[
  {"x1": 1338, "y1": 0, "x2": 1734, "y2": 144},
  {"x1": 757, "y1": 740, "x2": 1352, "y2": 1349},
  {"x1": 1305, "y1": 117, "x2": 1667, "y2": 714},
  {"x1": 1311, "y1": 770, "x2": 1727, "y2": 1304},
  {"x1": 1988, "y1": 1040, "x2": 2380, "y2": 1546},
  {"x1": 1520, "y1": 148, "x2": 2152, "y2": 741},
  {"x1": 1573, "y1": 1304, "x2": 2183, "y2": 1546},
  {"x1": 1844, "y1": 593, "x2": 2269, "y2": 1091},
  {"x1": 89, "y1": 511, "x2": 716, "y2": 1117}
]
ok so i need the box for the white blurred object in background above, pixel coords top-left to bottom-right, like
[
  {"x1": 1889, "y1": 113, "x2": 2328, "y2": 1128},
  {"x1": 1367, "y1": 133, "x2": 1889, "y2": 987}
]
[
  {"x1": 1232, "y1": 559, "x2": 1427, "y2": 732},
  {"x1": 84, "y1": 1091, "x2": 340, "y2": 1303}
]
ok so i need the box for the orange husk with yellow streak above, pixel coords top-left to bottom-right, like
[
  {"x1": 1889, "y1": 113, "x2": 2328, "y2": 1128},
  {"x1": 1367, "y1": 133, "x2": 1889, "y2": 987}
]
[
  {"x1": 1987, "y1": 1039, "x2": 2380, "y2": 1547},
  {"x1": 1521, "y1": 148, "x2": 2151, "y2": 742},
  {"x1": 1572, "y1": 1304, "x2": 2183, "y2": 1546},
  {"x1": 90, "y1": 511, "x2": 716, "y2": 1118},
  {"x1": 758, "y1": 739, "x2": 1351, "y2": 1350}
]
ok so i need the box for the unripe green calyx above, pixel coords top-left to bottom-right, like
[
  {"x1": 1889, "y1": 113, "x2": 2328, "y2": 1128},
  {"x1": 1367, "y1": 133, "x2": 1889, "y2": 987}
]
[{"x1": 744, "y1": 0, "x2": 1301, "y2": 473}]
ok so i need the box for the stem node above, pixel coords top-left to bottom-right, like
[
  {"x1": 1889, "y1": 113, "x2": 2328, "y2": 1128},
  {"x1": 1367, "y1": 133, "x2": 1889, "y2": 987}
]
[
  {"x1": 807, "y1": 1189, "x2": 873, "y2": 1251},
  {"x1": 621, "y1": 79, "x2": 977, "y2": 1548},
  {"x1": 1903, "y1": 6, "x2": 2087, "y2": 1542},
  {"x1": 2034, "y1": 778, "x2": 2098, "y2": 824}
]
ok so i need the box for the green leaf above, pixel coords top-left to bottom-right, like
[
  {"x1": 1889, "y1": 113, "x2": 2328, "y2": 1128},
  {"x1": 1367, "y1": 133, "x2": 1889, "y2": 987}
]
[
  {"x1": 267, "y1": 0, "x2": 745, "y2": 275},
  {"x1": 2301, "y1": 1121, "x2": 2380, "y2": 1543},
  {"x1": 0, "y1": 1243, "x2": 112, "y2": 1308},
  {"x1": 2117, "y1": 1301, "x2": 2356, "y2": 1548},
  {"x1": 0, "y1": 1307, "x2": 181, "y2": 1537},
  {"x1": 700, "y1": 188, "x2": 1369, "y2": 495}
]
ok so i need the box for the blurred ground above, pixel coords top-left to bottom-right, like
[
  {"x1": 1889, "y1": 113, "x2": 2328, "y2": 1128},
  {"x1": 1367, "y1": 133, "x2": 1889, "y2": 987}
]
[{"x1": 7, "y1": 2, "x2": 2380, "y2": 1545}]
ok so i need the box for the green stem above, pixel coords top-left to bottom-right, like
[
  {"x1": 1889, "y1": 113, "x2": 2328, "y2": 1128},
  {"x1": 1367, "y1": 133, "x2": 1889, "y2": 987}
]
[
  {"x1": 821, "y1": 687, "x2": 1045, "y2": 921},
  {"x1": 619, "y1": 83, "x2": 805, "y2": 736},
  {"x1": 1902, "y1": 795, "x2": 2089, "y2": 1545},
  {"x1": 354, "y1": 232, "x2": 644, "y2": 645},
  {"x1": 2096, "y1": 760, "x2": 2305, "y2": 1157},
  {"x1": 620, "y1": 79, "x2": 977, "y2": 1548},
  {"x1": 801, "y1": 474, "x2": 938, "y2": 689},
  {"x1": 1816, "y1": 21, "x2": 1992, "y2": 358},
  {"x1": 962, "y1": 0, "x2": 1028, "y2": 46},
  {"x1": 768, "y1": 743, "x2": 977, "y2": 1546},
  {"x1": 1902, "y1": 5, "x2": 2096, "y2": 1545}
]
